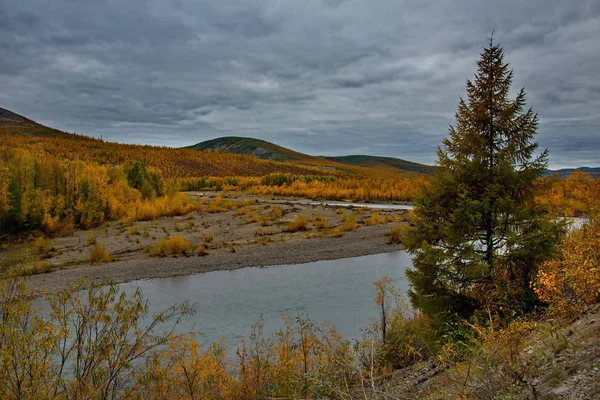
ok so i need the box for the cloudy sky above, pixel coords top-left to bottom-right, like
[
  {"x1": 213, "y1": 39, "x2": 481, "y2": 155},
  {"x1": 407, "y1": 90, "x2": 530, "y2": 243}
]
[{"x1": 1, "y1": 0, "x2": 599, "y2": 168}]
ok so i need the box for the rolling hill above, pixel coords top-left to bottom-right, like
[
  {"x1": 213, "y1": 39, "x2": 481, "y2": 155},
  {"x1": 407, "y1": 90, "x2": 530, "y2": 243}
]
[
  {"x1": 188, "y1": 136, "x2": 433, "y2": 177},
  {"x1": 0, "y1": 108, "x2": 337, "y2": 179},
  {"x1": 545, "y1": 167, "x2": 600, "y2": 179},
  {"x1": 187, "y1": 136, "x2": 309, "y2": 163},
  {"x1": 322, "y1": 155, "x2": 435, "y2": 176}
]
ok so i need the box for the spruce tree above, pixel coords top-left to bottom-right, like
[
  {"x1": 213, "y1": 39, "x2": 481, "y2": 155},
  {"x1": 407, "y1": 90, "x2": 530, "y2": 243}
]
[{"x1": 404, "y1": 38, "x2": 563, "y2": 328}]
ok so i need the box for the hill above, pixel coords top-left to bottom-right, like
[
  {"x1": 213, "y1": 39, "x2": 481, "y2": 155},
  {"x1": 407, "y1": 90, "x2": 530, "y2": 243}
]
[
  {"x1": 546, "y1": 167, "x2": 600, "y2": 179},
  {"x1": 322, "y1": 155, "x2": 435, "y2": 176},
  {"x1": 0, "y1": 108, "x2": 339, "y2": 181},
  {"x1": 189, "y1": 136, "x2": 432, "y2": 177},
  {"x1": 188, "y1": 136, "x2": 309, "y2": 163}
]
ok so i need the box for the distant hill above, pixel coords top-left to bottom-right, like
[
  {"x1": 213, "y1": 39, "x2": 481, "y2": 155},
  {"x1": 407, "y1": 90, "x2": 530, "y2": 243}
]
[
  {"x1": 189, "y1": 136, "x2": 432, "y2": 177},
  {"x1": 322, "y1": 155, "x2": 436, "y2": 176},
  {"x1": 545, "y1": 167, "x2": 600, "y2": 179},
  {"x1": 0, "y1": 108, "x2": 340, "y2": 179},
  {"x1": 188, "y1": 136, "x2": 309, "y2": 163}
]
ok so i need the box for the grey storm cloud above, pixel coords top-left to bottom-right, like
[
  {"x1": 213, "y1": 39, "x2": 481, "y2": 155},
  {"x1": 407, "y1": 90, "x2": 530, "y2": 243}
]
[{"x1": 1, "y1": 0, "x2": 599, "y2": 168}]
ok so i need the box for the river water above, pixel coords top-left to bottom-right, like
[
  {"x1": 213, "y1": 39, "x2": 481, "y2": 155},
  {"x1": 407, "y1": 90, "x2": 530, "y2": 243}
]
[{"x1": 116, "y1": 251, "x2": 412, "y2": 348}]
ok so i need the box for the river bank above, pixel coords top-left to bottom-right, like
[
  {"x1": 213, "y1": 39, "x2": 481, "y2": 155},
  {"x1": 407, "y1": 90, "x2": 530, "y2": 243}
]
[{"x1": 14, "y1": 195, "x2": 409, "y2": 292}]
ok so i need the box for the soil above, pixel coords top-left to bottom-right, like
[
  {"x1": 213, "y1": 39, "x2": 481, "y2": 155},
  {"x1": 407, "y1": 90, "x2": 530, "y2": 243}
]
[{"x1": 2, "y1": 193, "x2": 410, "y2": 293}]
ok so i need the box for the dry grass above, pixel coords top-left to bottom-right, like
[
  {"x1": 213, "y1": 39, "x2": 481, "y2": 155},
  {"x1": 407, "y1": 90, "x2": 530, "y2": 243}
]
[{"x1": 87, "y1": 233, "x2": 97, "y2": 245}]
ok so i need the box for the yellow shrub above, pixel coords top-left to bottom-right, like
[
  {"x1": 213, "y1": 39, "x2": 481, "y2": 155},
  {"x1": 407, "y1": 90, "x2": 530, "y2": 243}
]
[
  {"x1": 331, "y1": 227, "x2": 344, "y2": 237},
  {"x1": 168, "y1": 236, "x2": 191, "y2": 255},
  {"x1": 366, "y1": 213, "x2": 384, "y2": 226},
  {"x1": 287, "y1": 214, "x2": 310, "y2": 232},
  {"x1": 41, "y1": 213, "x2": 60, "y2": 236},
  {"x1": 150, "y1": 239, "x2": 169, "y2": 257},
  {"x1": 33, "y1": 237, "x2": 49, "y2": 253},
  {"x1": 313, "y1": 216, "x2": 330, "y2": 230},
  {"x1": 87, "y1": 233, "x2": 97, "y2": 245},
  {"x1": 197, "y1": 244, "x2": 208, "y2": 256},
  {"x1": 534, "y1": 219, "x2": 600, "y2": 315},
  {"x1": 203, "y1": 232, "x2": 213, "y2": 243},
  {"x1": 270, "y1": 206, "x2": 283, "y2": 220},
  {"x1": 90, "y1": 244, "x2": 112, "y2": 263},
  {"x1": 342, "y1": 216, "x2": 357, "y2": 232},
  {"x1": 387, "y1": 224, "x2": 403, "y2": 244}
]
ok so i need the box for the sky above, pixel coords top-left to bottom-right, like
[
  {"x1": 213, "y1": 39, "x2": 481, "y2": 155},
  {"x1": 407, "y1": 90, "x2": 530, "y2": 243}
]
[{"x1": 1, "y1": 0, "x2": 599, "y2": 169}]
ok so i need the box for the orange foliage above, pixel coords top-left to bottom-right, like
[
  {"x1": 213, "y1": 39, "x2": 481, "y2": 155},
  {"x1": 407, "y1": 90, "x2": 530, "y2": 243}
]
[
  {"x1": 0, "y1": 123, "x2": 430, "y2": 238},
  {"x1": 536, "y1": 171, "x2": 600, "y2": 216},
  {"x1": 534, "y1": 217, "x2": 600, "y2": 315}
]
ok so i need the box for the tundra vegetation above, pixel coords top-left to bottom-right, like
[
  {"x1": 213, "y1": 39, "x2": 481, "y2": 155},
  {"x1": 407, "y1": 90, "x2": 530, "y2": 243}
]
[{"x1": 0, "y1": 40, "x2": 599, "y2": 398}]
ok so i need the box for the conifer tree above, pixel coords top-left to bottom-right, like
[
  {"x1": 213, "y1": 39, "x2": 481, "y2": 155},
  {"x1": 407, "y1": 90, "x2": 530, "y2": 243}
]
[{"x1": 404, "y1": 38, "x2": 563, "y2": 328}]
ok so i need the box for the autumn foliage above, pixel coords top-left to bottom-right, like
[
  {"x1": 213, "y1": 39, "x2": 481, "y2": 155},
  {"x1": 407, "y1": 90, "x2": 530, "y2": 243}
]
[
  {"x1": 0, "y1": 276, "x2": 357, "y2": 399},
  {"x1": 0, "y1": 123, "x2": 431, "y2": 238},
  {"x1": 534, "y1": 216, "x2": 600, "y2": 315},
  {"x1": 536, "y1": 170, "x2": 600, "y2": 217}
]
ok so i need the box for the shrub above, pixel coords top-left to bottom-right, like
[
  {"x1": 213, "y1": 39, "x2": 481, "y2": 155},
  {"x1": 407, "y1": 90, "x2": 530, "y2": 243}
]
[
  {"x1": 33, "y1": 237, "x2": 49, "y2": 253},
  {"x1": 366, "y1": 213, "x2": 384, "y2": 226},
  {"x1": 287, "y1": 214, "x2": 310, "y2": 232},
  {"x1": 342, "y1": 216, "x2": 357, "y2": 232},
  {"x1": 33, "y1": 261, "x2": 54, "y2": 274},
  {"x1": 259, "y1": 214, "x2": 272, "y2": 226},
  {"x1": 244, "y1": 213, "x2": 260, "y2": 224},
  {"x1": 150, "y1": 239, "x2": 169, "y2": 257},
  {"x1": 90, "y1": 244, "x2": 112, "y2": 264},
  {"x1": 128, "y1": 225, "x2": 141, "y2": 236},
  {"x1": 255, "y1": 227, "x2": 274, "y2": 236},
  {"x1": 270, "y1": 206, "x2": 283, "y2": 220},
  {"x1": 168, "y1": 236, "x2": 191, "y2": 255},
  {"x1": 313, "y1": 216, "x2": 329, "y2": 230},
  {"x1": 203, "y1": 232, "x2": 213, "y2": 243},
  {"x1": 534, "y1": 218, "x2": 600, "y2": 316},
  {"x1": 197, "y1": 244, "x2": 208, "y2": 257},
  {"x1": 387, "y1": 225, "x2": 403, "y2": 244},
  {"x1": 331, "y1": 227, "x2": 344, "y2": 238},
  {"x1": 87, "y1": 233, "x2": 97, "y2": 245}
]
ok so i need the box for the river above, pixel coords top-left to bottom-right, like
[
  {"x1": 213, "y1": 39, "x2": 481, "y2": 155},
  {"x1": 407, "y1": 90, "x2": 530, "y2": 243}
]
[{"x1": 116, "y1": 250, "x2": 412, "y2": 348}]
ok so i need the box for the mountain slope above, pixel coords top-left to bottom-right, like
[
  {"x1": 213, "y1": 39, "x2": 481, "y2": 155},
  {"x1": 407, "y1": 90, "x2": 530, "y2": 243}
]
[
  {"x1": 545, "y1": 167, "x2": 600, "y2": 179},
  {"x1": 0, "y1": 108, "x2": 338, "y2": 179},
  {"x1": 188, "y1": 136, "x2": 310, "y2": 163},
  {"x1": 189, "y1": 137, "x2": 431, "y2": 177},
  {"x1": 322, "y1": 155, "x2": 435, "y2": 176}
]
